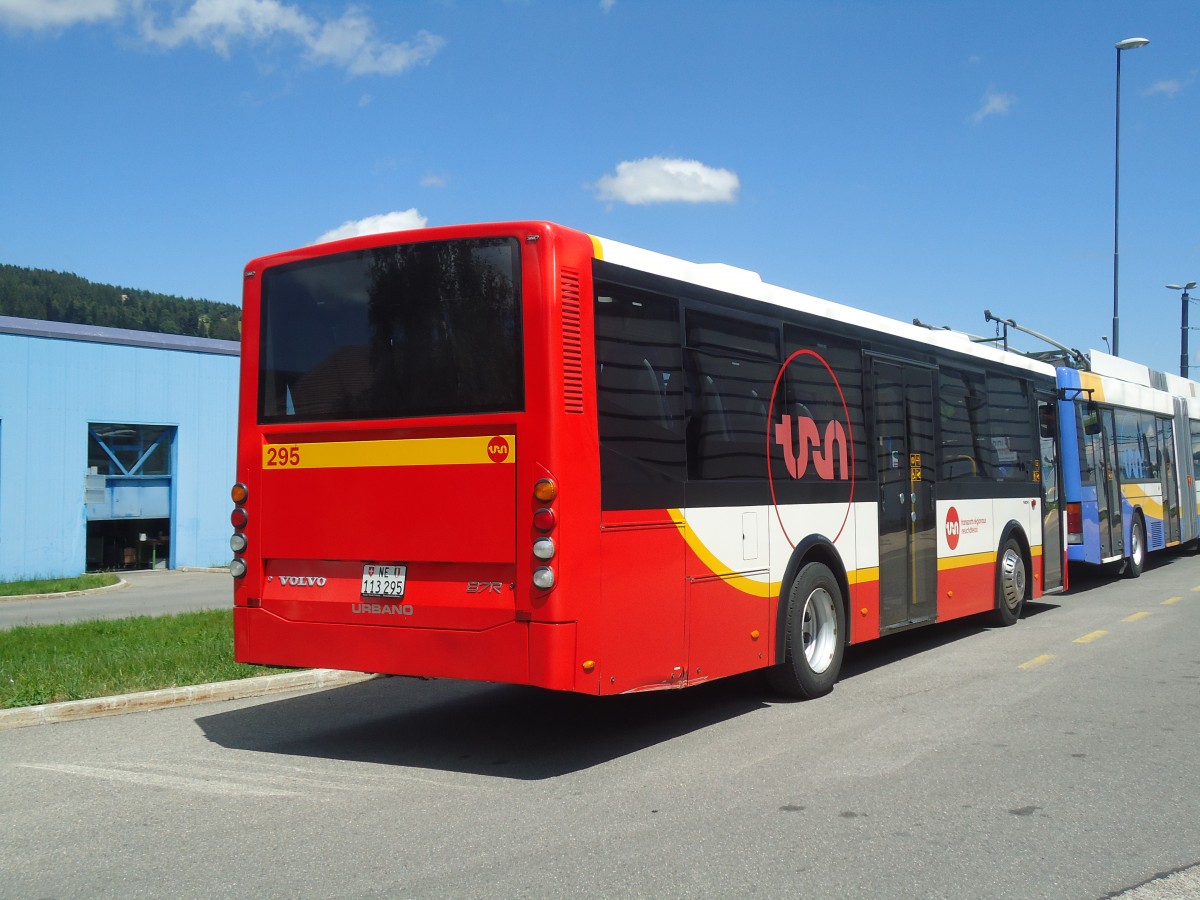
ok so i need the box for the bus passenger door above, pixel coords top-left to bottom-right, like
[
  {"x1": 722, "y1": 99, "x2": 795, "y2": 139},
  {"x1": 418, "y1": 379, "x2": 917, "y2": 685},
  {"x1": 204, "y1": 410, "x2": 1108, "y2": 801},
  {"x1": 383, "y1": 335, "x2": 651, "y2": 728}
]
[
  {"x1": 1178, "y1": 403, "x2": 1199, "y2": 545},
  {"x1": 1100, "y1": 408, "x2": 1124, "y2": 558},
  {"x1": 1037, "y1": 395, "x2": 1065, "y2": 592},
  {"x1": 1160, "y1": 415, "x2": 1182, "y2": 544},
  {"x1": 872, "y1": 359, "x2": 937, "y2": 630}
]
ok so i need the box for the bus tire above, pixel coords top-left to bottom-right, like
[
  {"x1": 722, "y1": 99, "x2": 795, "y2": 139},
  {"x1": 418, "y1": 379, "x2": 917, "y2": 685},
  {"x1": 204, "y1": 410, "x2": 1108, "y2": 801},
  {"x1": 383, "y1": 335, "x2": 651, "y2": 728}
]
[
  {"x1": 1124, "y1": 515, "x2": 1145, "y2": 579},
  {"x1": 992, "y1": 536, "x2": 1027, "y2": 627},
  {"x1": 766, "y1": 562, "x2": 845, "y2": 699}
]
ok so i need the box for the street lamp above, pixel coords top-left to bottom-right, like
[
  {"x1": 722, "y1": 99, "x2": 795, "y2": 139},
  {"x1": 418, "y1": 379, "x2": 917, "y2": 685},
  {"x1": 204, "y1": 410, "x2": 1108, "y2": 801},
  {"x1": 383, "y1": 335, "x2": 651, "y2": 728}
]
[
  {"x1": 1112, "y1": 36, "x2": 1150, "y2": 357},
  {"x1": 1168, "y1": 281, "x2": 1198, "y2": 377}
]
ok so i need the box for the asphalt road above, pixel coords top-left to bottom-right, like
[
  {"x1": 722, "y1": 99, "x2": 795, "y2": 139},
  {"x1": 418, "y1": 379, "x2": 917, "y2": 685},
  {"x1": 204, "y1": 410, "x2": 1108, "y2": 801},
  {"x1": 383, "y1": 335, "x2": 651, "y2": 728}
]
[
  {"x1": 0, "y1": 568, "x2": 232, "y2": 629},
  {"x1": 1, "y1": 556, "x2": 1198, "y2": 899}
]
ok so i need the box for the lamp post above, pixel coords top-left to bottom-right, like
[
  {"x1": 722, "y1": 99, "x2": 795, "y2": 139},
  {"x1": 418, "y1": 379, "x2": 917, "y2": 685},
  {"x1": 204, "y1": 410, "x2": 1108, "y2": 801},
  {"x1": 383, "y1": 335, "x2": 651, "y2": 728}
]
[
  {"x1": 1168, "y1": 281, "x2": 1198, "y2": 377},
  {"x1": 1112, "y1": 36, "x2": 1150, "y2": 357}
]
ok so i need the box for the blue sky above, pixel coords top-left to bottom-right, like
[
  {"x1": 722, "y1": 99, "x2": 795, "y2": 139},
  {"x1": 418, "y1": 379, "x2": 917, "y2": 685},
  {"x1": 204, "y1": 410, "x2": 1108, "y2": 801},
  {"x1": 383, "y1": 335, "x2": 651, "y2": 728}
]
[{"x1": 1, "y1": 0, "x2": 1197, "y2": 374}]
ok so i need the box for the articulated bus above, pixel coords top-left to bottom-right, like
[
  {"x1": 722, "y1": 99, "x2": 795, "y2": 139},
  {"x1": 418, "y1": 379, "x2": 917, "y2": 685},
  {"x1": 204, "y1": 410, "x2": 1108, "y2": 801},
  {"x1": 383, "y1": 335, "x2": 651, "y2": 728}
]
[
  {"x1": 1057, "y1": 349, "x2": 1200, "y2": 576},
  {"x1": 229, "y1": 221, "x2": 1065, "y2": 698}
]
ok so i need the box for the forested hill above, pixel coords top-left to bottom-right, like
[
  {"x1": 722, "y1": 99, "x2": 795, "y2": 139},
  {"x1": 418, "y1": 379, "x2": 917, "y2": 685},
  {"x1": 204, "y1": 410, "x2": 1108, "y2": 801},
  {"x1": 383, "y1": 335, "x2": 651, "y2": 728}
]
[{"x1": 0, "y1": 264, "x2": 241, "y2": 341}]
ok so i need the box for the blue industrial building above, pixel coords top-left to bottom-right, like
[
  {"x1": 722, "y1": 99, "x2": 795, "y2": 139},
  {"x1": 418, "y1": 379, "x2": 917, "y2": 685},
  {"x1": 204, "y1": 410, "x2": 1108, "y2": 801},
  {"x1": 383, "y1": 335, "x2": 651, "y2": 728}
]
[{"x1": 0, "y1": 316, "x2": 240, "y2": 582}]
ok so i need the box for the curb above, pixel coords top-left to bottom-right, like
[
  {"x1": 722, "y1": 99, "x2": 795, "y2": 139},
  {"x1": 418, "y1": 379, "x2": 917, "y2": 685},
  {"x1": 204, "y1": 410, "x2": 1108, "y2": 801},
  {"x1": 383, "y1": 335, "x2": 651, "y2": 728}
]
[
  {"x1": 0, "y1": 578, "x2": 130, "y2": 604},
  {"x1": 0, "y1": 669, "x2": 380, "y2": 730}
]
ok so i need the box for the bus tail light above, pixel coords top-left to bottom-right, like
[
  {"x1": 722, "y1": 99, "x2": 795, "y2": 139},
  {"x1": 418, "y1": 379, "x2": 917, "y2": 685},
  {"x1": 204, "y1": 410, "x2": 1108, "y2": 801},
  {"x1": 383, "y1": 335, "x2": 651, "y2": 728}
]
[
  {"x1": 1066, "y1": 502, "x2": 1083, "y2": 544},
  {"x1": 533, "y1": 478, "x2": 558, "y2": 502},
  {"x1": 532, "y1": 476, "x2": 557, "y2": 592},
  {"x1": 230, "y1": 482, "x2": 248, "y2": 577}
]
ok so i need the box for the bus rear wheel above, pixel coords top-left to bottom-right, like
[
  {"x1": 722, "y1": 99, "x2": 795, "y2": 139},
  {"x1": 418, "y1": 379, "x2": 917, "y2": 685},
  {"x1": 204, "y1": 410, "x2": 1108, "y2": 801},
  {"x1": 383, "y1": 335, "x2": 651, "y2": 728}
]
[
  {"x1": 992, "y1": 537, "x2": 1026, "y2": 627},
  {"x1": 1124, "y1": 516, "x2": 1145, "y2": 579},
  {"x1": 767, "y1": 562, "x2": 845, "y2": 699}
]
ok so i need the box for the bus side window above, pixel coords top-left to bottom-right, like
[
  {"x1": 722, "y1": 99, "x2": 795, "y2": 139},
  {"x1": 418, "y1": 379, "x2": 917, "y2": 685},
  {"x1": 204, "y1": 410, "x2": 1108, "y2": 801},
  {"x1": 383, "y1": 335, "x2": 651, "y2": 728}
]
[
  {"x1": 594, "y1": 285, "x2": 685, "y2": 500},
  {"x1": 780, "y1": 327, "x2": 867, "y2": 483},
  {"x1": 987, "y1": 374, "x2": 1033, "y2": 482},
  {"x1": 681, "y1": 310, "x2": 780, "y2": 481},
  {"x1": 938, "y1": 368, "x2": 988, "y2": 481}
]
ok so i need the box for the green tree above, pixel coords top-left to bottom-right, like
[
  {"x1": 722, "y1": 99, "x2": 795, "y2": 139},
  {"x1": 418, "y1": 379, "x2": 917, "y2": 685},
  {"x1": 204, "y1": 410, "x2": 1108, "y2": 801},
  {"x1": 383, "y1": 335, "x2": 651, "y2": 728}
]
[{"x1": 0, "y1": 264, "x2": 241, "y2": 342}]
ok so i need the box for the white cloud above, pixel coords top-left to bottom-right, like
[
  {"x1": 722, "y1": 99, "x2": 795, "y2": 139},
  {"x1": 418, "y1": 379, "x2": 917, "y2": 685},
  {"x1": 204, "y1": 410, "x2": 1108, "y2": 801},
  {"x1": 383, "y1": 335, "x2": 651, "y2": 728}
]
[
  {"x1": 599, "y1": 0, "x2": 617, "y2": 13},
  {"x1": 970, "y1": 87, "x2": 1016, "y2": 124},
  {"x1": 1, "y1": 0, "x2": 445, "y2": 76},
  {"x1": 1144, "y1": 79, "x2": 1182, "y2": 98},
  {"x1": 0, "y1": 0, "x2": 121, "y2": 30},
  {"x1": 138, "y1": 0, "x2": 445, "y2": 75},
  {"x1": 420, "y1": 174, "x2": 448, "y2": 188},
  {"x1": 314, "y1": 209, "x2": 428, "y2": 244},
  {"x1": 304, "y1": 9, "x2": 445, "y2": 75},
  {"x1": 591, "y1": 157, "x2": 740, "y2": 206}
]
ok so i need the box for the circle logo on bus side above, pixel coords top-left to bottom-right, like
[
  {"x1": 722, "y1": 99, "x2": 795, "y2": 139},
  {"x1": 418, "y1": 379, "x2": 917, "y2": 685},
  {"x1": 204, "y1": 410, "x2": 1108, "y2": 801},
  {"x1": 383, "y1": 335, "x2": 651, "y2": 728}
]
[
  {"x1": 767, "y1": 349, "x2": 855, "y2": 548},
  {"x1": 945, "y1": 506, "x2": 961, "y2": 550},
  {"x1": 487, "y1": 436, "x2": 510, "y2": 463}
]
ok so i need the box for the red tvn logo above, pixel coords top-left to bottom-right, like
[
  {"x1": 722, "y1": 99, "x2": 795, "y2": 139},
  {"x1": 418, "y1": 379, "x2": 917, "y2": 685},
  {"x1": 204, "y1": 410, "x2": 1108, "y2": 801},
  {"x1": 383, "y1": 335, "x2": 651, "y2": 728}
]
[
  {"x1": 945, "y1": 506, "x2": 961, "y2": 550},
  {"x1": 767, "y1": 349, "x2": 856, "y2": 546},
  {"x1": 774, "y1": 416, "x2": 849, "y2": 480},
  {"x1": 487, "y1": 436, "x2": 511, "y2": 463}
]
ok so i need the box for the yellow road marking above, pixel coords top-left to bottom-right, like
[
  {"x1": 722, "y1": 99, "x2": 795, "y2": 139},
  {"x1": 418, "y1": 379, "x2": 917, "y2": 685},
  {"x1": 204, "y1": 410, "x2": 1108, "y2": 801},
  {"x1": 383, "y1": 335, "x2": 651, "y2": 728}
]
[
  {"x1": 1162, "y1": 596, "x2": 1183, "y2": 606},
  {"x1": 1019, "y1": 654, "x2": 1055, "y2": 670},
  {"x1": 1073, "y1": 630, "x2": 1108, "y2": 644},
  {"x1": 1191, "y1": 585, "x2": 1200, "y2": 592},
  {"x1": 1123, "y1": 611, "x2": 1151, "y2": 622}
]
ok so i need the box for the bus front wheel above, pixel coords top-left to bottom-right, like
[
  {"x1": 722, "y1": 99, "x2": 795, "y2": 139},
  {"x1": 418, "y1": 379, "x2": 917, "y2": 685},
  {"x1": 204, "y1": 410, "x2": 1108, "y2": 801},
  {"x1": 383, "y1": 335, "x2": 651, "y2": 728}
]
[
  {"x1": 767, "y1": 562, "x2": 845, "y2": 700},
  {"x1": 1124, "y1": 516, "x2": 1145, "y2": 579}
]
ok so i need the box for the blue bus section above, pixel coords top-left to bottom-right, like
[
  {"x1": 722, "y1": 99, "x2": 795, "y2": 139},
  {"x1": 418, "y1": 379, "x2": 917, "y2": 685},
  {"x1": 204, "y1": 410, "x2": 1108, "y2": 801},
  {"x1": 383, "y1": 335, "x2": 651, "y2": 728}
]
[{"x1": 1056, "y1": 351, "x2": 1200, "y2": 576}]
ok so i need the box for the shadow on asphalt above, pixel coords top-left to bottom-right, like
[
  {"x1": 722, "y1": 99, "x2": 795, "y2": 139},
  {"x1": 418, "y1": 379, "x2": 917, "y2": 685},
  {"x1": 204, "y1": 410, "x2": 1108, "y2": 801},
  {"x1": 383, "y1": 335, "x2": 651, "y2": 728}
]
[
  {"x1": 197, "y1": 674, "x2": 770, "y2": 780},
  {"x1": 1064, "y1": 543, "x2": 1198, "y2": 596},
  {"x1": 197, "y1": 603, "x2": 1050, "y2": 779}
]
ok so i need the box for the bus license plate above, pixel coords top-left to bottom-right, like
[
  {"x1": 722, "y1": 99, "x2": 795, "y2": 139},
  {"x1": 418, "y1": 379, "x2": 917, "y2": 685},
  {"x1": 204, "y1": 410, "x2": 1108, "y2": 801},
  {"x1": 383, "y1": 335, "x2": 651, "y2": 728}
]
[{"x1": 361, "y1": 564, "x2": 406, "y2": 598}]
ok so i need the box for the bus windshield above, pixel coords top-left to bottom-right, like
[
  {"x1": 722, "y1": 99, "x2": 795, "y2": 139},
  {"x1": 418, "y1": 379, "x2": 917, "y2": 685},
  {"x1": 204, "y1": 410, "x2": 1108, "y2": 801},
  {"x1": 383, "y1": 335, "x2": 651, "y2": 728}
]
[{"x1": 258, "y1": 236, "x2": 523, "y2": 423}]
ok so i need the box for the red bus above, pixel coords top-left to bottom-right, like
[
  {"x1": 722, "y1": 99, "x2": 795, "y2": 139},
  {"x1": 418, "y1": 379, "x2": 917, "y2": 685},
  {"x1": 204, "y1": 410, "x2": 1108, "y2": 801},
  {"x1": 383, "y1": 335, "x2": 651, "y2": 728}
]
[{"x1": 230, "y1": 221, "x2": 1064, "y2": 697}]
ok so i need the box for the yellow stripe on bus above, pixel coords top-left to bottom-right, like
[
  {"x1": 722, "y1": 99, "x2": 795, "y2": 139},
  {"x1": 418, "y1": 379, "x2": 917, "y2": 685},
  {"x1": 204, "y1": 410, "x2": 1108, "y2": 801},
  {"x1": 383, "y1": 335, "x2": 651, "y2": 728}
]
[
  {"x1": 667, "y1": 508, "x2": 882, "y2": 599},
  {"x1": 938, "y1": 551, "x2": 995, "y2": 571},
  {"x1": 938, "y1": 544, "x2": 1042, "y2": 571},
  {"x1": 1120, "y1": 484, "x2": 1165, "y2": 521},
  {"x1": 261, "y1": 435, "x2": 515, "y2": 470}
]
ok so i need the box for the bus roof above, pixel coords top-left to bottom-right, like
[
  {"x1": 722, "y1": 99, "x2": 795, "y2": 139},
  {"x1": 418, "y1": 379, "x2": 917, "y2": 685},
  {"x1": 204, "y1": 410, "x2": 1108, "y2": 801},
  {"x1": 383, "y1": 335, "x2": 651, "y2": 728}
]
[
  {"x1": 590, "y1": 231, "x2": 1056, "y2": 378},
  {"x1": 245, "y1": 220, "x2": 1057, "y2": 379}
]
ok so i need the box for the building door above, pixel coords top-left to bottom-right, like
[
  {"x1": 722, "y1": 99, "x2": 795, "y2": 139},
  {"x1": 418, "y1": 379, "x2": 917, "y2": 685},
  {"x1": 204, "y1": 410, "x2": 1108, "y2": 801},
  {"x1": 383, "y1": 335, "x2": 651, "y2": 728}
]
[
  {"x1": 873, "y1": 359, "x2": 937, "y2": 630},
  {"x1": 85, "y1": 423, "x2": 175, "y2": 570}
]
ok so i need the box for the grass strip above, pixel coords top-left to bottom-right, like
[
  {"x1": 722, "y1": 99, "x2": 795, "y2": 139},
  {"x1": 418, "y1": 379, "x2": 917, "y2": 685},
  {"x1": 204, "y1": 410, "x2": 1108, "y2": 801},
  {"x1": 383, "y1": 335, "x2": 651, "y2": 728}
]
[
  {"x1": 0, "y1": 574, "x2": 120, "y2": 598},
  {"x1": 0, "y1": 609, "x2": 293, "y2": 708}
]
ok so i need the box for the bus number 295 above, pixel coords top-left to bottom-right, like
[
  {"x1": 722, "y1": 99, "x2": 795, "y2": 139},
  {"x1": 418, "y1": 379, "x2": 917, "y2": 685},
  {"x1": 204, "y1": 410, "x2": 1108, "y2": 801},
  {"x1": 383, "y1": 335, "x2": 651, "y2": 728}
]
[{"x1": 265, "y1": 445, "x2": 301, "y2": 467}]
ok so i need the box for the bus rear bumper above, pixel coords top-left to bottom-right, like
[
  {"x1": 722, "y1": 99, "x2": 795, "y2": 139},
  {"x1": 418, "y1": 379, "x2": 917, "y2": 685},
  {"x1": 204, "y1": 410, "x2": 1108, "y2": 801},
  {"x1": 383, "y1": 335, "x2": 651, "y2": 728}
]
[{"x1": 233, "y1": 607, "x2": 581, "y2": 692}]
